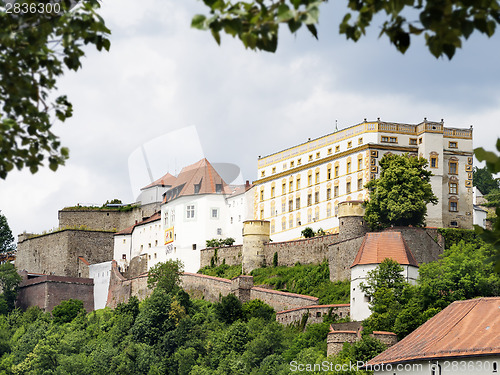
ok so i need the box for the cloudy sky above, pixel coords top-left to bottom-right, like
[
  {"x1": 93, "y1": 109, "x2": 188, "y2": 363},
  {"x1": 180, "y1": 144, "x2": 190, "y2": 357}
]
[{"x1": 1, "y1": 0, "x2": 500, "y2": 238}]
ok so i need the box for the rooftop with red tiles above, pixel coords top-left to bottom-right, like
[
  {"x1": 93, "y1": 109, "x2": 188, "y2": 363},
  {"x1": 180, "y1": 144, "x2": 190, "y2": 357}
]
[
  {"x1": 368, "y1": 297, "x2": 500, "y2": 365},
  {"x1": 351, "y1": 231, "x2": 418, "y2": 268}
]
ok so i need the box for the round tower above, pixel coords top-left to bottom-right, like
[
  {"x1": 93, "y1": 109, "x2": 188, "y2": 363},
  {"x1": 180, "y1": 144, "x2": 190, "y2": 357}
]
[
  {"x1": 338, "y1": 201, "x2": 367, "y2": 241},
  {"x1": 242, "y1": 220, "x2": 270, "y2": 274}
]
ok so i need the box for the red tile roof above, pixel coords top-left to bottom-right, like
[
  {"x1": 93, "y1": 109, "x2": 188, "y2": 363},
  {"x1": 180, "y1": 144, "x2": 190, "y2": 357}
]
[
  {"x1": 368, "y1": 297, "x2": 500, "y2": 365},
  {"x1": 350, "y1": 232, "x2": 418, "y2": 268},
  {"x1": 141, "y1": 172, "x2": 177, "y2": 190},
  {"x1": 114, "y1": 212, "x2": 161, "y2": 236},
  {"x1": 162, "y1": 158, "x2": 232, "y2": 203}
]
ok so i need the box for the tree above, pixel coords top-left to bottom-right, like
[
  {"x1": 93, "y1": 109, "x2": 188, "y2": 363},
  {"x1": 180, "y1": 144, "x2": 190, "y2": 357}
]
[
  {"x1": 364, "y1": 153, "x2": 438, "y2": 230},
  {"x1": 473, "y1": 166, "x2": 500, "y2": 195},
  {"x1": 147, "y1": 259, "x2": 184, "y2": 293},
  {"x1": 51, "y1": 299, "x2": 85, "y2": 324},
  {"x1": 214, "y1": 293, "x2": 244, "y2": 324},
  {"x1": 193, "y1": 0, "x2": 500, "y2": 59},
  {"x1": 0, "y1": 213, "x2": 15, "y2": 254},
  {"x1": 0, "y1": 0, "x2": 110, "y2": 179},
  {"x1": 301, "y1": 227, "x2": 314, "y2": 238},
  {"x1": 474, "y1": 139, "x2": 500, "y2": 272},
  {"x1": 0, "y1": 262, "x2": 22, "y2": 313}
]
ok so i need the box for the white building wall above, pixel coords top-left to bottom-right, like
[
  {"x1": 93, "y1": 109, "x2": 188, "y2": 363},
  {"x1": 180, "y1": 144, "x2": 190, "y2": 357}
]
[
  {"x1": 350, "y1": 264, "x2": 418, "y2": 322},
  {"x1": 89, "y1": 261, "x2": 112, "y2": 310},
  {"x1": 473, "y1": 207, "x2": 487, "y2": 229},
  {"x1": 114, "y1": 234, "x2": 131, "y2": 270},
  {"x1": 161, "y1": 194, "x2": 228, "y2": 273},
  {"x1": 138, "y1": 186, "x2": 170, "y2": 206},
  {"x1": 226, "y1": 188, "x2": 255, "y2": 243},
  {"x1": 375, "y1": 357, "x2": 500, "y2": 375}
]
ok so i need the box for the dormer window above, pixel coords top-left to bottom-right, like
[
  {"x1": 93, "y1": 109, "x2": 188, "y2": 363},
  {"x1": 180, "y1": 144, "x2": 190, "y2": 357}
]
[
  {"x1": 194, "y1": 183, "x2": 201, "y2": 194},
  {"x1": 216, "y1": 184, "x2": 222, "y2": 193}
]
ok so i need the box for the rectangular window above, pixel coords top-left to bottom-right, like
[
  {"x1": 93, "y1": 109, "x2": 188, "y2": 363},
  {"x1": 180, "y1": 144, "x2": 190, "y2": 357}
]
[
  {"x1": 347, "y1": 162, "x2": 351, "y2": 174},
  {"x1": 282, "y1": 202, "x2": 286, "y2": 213},
  {"x1": 358, "y1": 178, "x2": 363, "y2": 191},
  {"x1": 449, "y1": 182, "x2": 458, "y2": 194},
  {"x1": 409, "y1": 138, "x2": 417, "y2": 145},
  {"x1": 419, "y1": 137, "x2": 423, "y2": 144},
  {"x1": 307, "y1": 194, "x2": 312, "y2": 206},
  {"x1": 309, "y1": 154, "x2": 313, "y2": 161},
  {"x1": 289, "y1": 181, "x2": 293, "y2": 191},
  {"x1": 347, "y1": 141, "x2": 352, "y2": 149},
  {"x1": 260, "y1": 209, "x2": 264, "y2": 219},
  {"x1": 186, "y1": 205, "x2": 195, "y2": 219},
  {"x1": 193, "y1": 244, "x2": 197, "y2": 250},
  {"x1": 381, "y1": 136, "x2": 389, "y2": 142},
  {"x1": 315, "y1": 172, "x2": 320, "y2": 184},
  {"x1": 449, "y1": 161, "x2": 458, "y2": 174},
  {"x1": 327, "y1": 168, "x2": 332, "y2": 180},
  {"x1": 449, "y1": 141, "x2": 458, "y2": 148},
  {"x1": 297, "y1": 159, "x2": 301, "y2": 165},
  {"x1": 335, "y1": 145, "x2": 340, "y2": 153},
  {"x1": 389, "y1": 137, "x2": 397, "y2": 143},
  {"x1": 346, "y1": 182, "x2": 351, "y2": 193},
  {"x1": 334, "y1": 186, "x2": 339, "y2": 197},
  {"x1": 308, "y1": 174, "x2": 312, "y2": 186},
  {"x1": 282, "y1": 220, "x2": 286, "y2": 230},
  {"x1": 327, "y1": 188, "x2": 331, "y2": 200},
  {"x1": 282, "y1": 183, "x2": 286, "y2": 195},
  {"x1": 271, "y1": 186, "x2": 275, "y2": 197},
  {"x1": 289, "y1": 216, "x2": 293, "y2": 228},
  {"x1": 290, "y1": 161, "x2": 294, "y2": 167},
  {"x1": 289, "y1": 200, "x2": 293, "y2": 212},
  {"x1": 211, "y1": 208, "x2": 219, "y2": 219},
  {"x1": 450, "y1": 201, "x2": 458, "y2": 212},
  {"x1": 260, "y1": 190, "x2": 264, "y2": 201},
  {"x1": 430, "y1": 156, "x2": 438, "y2": 168},
  {"x1": 261, "y1": 171, "x2": 265, "y2": 177},
  {"x1": 315, "y1": 191, "x2": 319, "y2": 204},
  {"x1": 335, "y1": 166, "x2": 339, "y2": 177},
  {"x1": 328, "y1": 148, "x2": 332, "y2": 154},
  {"x1": 358, "y1": 137, "x2": 363, "y2": 145},
  {"x1": 194, "y1": 183, "x2": 201, "y2": 194},
  {"x1": 296, "y1": 197, "x2": 301, "y2": 209},
  {"x1": 316, "y1": 152, "x2": 320, "y2": 159},
  {"x1": 296, "y1": 179, "x2": 301, "y2": 190},
  {"x1": 358, "y1": 158, "x2": 363, "y2": 170},
  {"x1": 272, "y1": 167, "x2": 276, "y2": 173}
]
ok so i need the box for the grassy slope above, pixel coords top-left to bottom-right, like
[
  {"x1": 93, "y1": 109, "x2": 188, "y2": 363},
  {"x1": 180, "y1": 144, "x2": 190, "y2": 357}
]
[{"x1": 198, "y1": 261, "x2": 350, "y2": 305}]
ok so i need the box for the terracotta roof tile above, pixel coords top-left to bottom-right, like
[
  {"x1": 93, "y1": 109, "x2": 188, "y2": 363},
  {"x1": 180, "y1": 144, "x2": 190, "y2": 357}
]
[
  {"x1": 368, "y1": 297, "x2": 500, "y2": 365},
  {"x1": 141, "y1": 172, "x2": 177, "y2": 190},
  {"x1": 350, "y1": 232, "x2": 418, "y2": 268},
  {"x1": 162, "y1": 158, "x2": 236, "y2": 203},
  {"x1": 114, "y1": 212, "x2": 161, "y2": 236}
]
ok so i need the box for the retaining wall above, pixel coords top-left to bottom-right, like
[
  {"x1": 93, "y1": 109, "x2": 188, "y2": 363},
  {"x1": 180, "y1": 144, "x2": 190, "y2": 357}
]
[
  {"x1": 276, "y1": 304, "x2": 350, "y2": 326},
  {"x1": 16, "y1": 275, "x2": 94, "y2": 312}
]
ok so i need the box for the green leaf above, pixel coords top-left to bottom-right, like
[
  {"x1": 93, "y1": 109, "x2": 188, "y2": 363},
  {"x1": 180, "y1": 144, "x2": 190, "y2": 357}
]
[{"x1": 191, "y1": 14, "x2": 207, "y2": 30}]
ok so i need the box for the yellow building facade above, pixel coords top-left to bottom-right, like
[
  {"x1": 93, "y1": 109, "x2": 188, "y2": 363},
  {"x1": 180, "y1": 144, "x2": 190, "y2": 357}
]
[{"x1": 253, "y1": 119, "x2": 473, "y2": 241}]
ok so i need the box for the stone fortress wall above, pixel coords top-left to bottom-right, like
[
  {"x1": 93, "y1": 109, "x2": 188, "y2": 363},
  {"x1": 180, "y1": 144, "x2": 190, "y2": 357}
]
[
  {"x1": 201, "y1": 201, "x2": 444, "y2": 283},
  {"x1": 58, "y1": 206, "x2": 144, "y2": 232},
  {"x1": 16, "y1": 230, "x2": 114, "y2": 278}
]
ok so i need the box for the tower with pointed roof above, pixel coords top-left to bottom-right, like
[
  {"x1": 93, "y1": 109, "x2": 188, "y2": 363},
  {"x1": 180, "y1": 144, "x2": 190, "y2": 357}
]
[{"x1": 350, "y1": 231, "x2": 419, "y2": 321}]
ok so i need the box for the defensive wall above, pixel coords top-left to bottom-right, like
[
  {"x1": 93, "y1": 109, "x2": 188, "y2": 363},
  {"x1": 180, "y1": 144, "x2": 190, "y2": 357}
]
[
  {"x1": 201, "y1": 234, "x2": 337, "y2": 269},
  {"x1": 16, "y1": 273, "x2": 94, "y2": 312},
  {"x1": 201, "y1": 227, "x2": 443, "y2": 283},
  {"x1": 58, "y1": 206, "x2": 144, "y2": 232},
  {"x1": 327, "y1": 327, "x2": 397, "y2": 357},
  {"x1": 16, "y1": 230, "x2": 114, "y2": 278},
  {"x1": 106, "y1": 261, "x2": 319, "y2": 312},
  {"x1": 276, "y1": 304, "x2": 350, "y2": 326}
]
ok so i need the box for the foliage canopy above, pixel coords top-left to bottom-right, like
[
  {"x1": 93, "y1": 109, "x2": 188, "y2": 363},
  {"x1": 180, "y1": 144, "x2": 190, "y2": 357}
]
[
  {"x1": 364, "y1": 153, "x2": 438, "y2": 230},
  {"x1": 0, "y1": 0, "x2": 110, "y2": 179},
  {"x1": 193, "y1": 0, "x2": 500, "y2": 59},
  {"x1": 0, "y1": 213, "x2": 15, "y2": 254}
]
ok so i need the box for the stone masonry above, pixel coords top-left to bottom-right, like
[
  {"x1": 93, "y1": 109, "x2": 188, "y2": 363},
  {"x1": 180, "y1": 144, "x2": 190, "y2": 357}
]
[{"x1": 16, "y1": 230, "x2": 114, "y2": 278}]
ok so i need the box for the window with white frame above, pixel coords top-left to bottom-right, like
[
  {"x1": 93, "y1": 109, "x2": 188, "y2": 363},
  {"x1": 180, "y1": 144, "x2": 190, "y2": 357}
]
[
  {"x1": 211, "y1": 208, "x2": 219, "y2": 219},
  {"x1": 186, "y1": 205, "x2": 195, "y2": 219}
]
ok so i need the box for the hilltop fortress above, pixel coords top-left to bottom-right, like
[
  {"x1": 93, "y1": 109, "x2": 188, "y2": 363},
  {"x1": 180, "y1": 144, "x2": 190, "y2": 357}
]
[{"x1": 14, "y1": 119, "x2": 471, "y2": 316}]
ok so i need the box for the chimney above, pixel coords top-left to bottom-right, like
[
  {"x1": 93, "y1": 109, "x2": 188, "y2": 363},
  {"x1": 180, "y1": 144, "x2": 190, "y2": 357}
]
[{"x1": 245, "y1": 180, "x2": 250, "y2": 188}]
